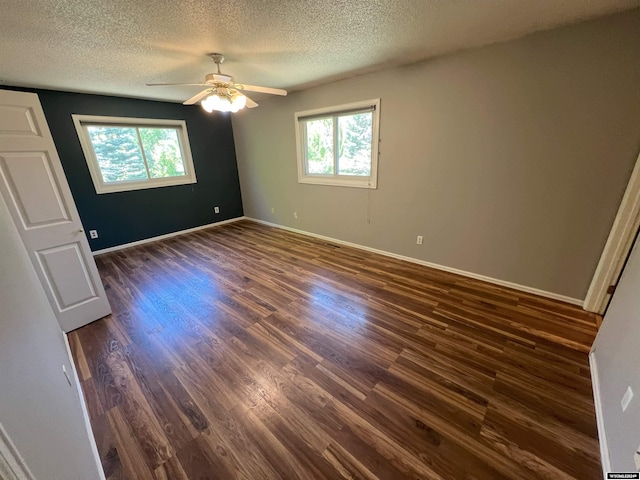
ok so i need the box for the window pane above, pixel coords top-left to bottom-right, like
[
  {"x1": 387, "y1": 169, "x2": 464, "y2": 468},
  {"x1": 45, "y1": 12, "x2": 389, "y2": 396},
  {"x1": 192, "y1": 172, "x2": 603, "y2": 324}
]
[
  {"x1": 87, "y1": 126, "x2": 148, "y2": 183},
  {"x1": 139, "y1": 128, "x2": 186, "y2": 179},
  {"x1": 305, "y1": 118, "x2": 334, "y2": 175},
  {"x1": 337, "y1": 112, "x2": 372, "y2": 176}
]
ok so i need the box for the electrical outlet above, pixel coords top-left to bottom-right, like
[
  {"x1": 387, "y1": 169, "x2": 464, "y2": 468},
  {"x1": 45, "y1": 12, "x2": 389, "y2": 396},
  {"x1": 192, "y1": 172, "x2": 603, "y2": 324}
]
[
  {"x1": 293, "y1": 211, "x2": 298, "y2": 219},
  {"x1": 214, "y1": 206, "x2": 220, "y2": 214},
  {"x1": 89, "y1": 230, "x2": 98, "y2": 239},
  {"x1": 271, "y1": 207, "x2": 275, "y2": 213},
  {"x1": 416, "y1": 235, "x2": 423, "y2": 245},
  {"x1": 622, "y1": 386, "x2": 634, "y2": 412}
]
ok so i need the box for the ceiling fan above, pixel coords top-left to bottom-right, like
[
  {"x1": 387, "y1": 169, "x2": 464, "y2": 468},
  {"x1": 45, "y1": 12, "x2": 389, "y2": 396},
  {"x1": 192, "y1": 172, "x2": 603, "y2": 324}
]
[{"x1": 146, "y1": 53, "x2": 287, "y2": 113}]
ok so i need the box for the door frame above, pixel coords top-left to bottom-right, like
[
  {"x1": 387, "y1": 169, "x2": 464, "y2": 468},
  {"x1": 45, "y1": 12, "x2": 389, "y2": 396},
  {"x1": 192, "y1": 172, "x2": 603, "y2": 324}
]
[
  {"x1": 584, "y1": 150, "x2": 640, "y2": 314},
  {"x1": 0, "y1": 423, "x2": 35, "y2": 480}
]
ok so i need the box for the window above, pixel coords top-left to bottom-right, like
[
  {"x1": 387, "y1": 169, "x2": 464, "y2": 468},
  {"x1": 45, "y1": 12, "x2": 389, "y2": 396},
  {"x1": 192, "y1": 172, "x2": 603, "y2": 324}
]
[
  {"x1": 72, "y1": 115, "x2": 196, "y2": 194},
  {"x1": 295, "y1": 99, "x2": 380, "y2": 188}
]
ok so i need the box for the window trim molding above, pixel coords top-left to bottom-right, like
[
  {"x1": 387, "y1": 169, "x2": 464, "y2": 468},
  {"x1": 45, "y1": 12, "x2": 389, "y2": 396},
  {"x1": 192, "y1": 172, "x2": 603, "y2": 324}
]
[
  {"x1": 294, "y1": 98, "x2": 380, "y2": 189},
  {"x1": 71, "y1": 114, "x2": 197, "y2": 194}
]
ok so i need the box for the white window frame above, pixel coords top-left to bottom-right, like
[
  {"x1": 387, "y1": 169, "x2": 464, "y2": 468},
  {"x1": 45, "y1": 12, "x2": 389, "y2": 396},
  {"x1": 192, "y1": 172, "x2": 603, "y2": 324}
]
[
  {"x1": 295, "y1": 99, "x2": 380, "y2": 189},
  {"x1": 72, "y1": 114, "x2": 197, "y2": 194}
]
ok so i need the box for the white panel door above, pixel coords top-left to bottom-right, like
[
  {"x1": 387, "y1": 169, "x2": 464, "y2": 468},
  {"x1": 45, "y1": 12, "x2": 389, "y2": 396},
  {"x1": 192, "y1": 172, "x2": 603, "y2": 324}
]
[{"x1": 0, "y1": 89, "x2": 111, "y2": 332}]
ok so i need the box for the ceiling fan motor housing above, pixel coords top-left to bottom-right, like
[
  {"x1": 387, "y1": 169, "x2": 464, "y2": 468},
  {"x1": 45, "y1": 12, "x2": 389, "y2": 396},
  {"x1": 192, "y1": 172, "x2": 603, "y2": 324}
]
[{"x1": 206, "y1": 73, "x2": 233, "y2": 84}]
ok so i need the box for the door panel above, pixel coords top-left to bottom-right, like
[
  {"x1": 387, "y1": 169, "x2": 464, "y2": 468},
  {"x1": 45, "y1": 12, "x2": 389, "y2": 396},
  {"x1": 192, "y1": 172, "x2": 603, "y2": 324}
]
[
  {"x1": 0, "y1": 151, "x2": 71, "y2": 228},
  {"x1": 37, "y1": 243, "x2": 98, "y2": 310},
  {"x1": 0, "y1": 104, "x2": 41, "y2": 137},
  {"x1": 0, "y1": 89, "x2": 110, "y2": 332}
]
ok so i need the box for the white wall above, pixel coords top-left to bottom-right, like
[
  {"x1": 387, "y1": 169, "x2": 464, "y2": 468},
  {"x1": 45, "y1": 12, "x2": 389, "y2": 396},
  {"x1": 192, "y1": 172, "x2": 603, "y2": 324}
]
[
  {"x1": 0, "y1": 194, "x2": 103, "y2": 479},
  {"x1": 232, "y1": 10, "x2": 640, "y2": 301},
  {"x1": 592, "y1": 230, "x2": 640, "y2": 472}
]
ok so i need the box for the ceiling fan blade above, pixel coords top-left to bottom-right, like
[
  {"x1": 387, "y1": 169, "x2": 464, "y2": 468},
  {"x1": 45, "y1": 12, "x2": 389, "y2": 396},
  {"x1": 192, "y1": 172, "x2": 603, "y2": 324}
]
[
  {"x1": 183, "y1": 89, "x2": 212, "y2": 105},
  {"x1": 146, "y1": 82, "x2": 210, "y2": 87},
  {"x1": 236, "y1": 84, "x2": 287, "y2": 96},
  {"x1": 244, "y1": 95, "x2": 259, "y2": 108}
]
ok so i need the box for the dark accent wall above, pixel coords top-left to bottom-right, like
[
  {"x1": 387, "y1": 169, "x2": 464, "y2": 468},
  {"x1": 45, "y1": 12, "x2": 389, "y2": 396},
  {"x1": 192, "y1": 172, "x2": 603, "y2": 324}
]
[{"x1": 5, "y1": 86, "x2": 243, "y2": 250}]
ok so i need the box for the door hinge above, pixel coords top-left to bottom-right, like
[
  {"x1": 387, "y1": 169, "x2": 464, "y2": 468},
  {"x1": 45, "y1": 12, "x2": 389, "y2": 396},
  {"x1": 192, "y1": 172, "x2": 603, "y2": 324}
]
[{"x1": 607, "y1": 284, "x2": 617, "y2": 295}]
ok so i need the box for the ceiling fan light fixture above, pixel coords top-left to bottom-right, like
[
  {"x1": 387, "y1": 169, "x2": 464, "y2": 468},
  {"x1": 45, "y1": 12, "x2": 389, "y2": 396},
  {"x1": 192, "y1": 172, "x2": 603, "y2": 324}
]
[
  {"x1": 201, "y1": 94, "x2": 216, "y2": 113},
  {"x1": 231, "y1": 93, "x2": 246, "y2": 111},
  {"x1": 201, "y1": 93, "x2": 229, "y2": 112},
  {"x1": 201, "y1": 91, "x2": 246, "y2": 113}
]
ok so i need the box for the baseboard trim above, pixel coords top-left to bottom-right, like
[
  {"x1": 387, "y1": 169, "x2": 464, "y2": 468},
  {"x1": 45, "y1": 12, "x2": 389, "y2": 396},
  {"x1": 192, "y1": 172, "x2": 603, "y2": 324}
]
[
  {"x1": 246, "y1": 217, "x2": 584, "y2": 306},
  {"x1": 92, "y1": 216, "x2": 247, "y2": 256},
  {"x1": 589, "y1": 350, "x2": 611, "y2": 477},
  {"x1": 63, "y1": 333, "x2": 106, "y2": 480}
]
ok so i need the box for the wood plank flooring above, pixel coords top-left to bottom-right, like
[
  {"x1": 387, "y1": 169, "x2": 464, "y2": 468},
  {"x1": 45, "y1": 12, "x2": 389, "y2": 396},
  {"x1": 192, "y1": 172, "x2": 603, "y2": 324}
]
[{"x1": 68, "y1": 220, "x2": 602, "y2": 479}]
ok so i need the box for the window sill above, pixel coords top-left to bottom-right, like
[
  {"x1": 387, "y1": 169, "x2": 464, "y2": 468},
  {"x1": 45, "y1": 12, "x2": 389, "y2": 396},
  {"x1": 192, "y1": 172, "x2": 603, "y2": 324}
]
[
  {"x1": 298, "y1": 175, "x2": 377, "y2": 189},
  {"x1": 94, "y1": 177, "x2": 196, "y2": 194}
]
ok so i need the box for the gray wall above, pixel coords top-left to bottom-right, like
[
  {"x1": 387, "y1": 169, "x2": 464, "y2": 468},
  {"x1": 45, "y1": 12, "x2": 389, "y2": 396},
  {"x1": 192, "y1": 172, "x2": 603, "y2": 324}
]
[
  {"x1": 0, "y1": 195, "x2": 102, "y2": 478},
  {"x1": 592, "y1": 232, "x2": 640, "y2": 471},
  {"x1": 233, "y1": 10, "x2": 640, "y2": 300}
]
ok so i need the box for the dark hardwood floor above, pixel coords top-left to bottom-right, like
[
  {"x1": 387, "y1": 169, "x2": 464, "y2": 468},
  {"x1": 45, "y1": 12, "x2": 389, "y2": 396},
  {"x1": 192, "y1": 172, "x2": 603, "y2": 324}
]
[{"x1": 68, "y1": 220, "x2": 601, "y2": 479}]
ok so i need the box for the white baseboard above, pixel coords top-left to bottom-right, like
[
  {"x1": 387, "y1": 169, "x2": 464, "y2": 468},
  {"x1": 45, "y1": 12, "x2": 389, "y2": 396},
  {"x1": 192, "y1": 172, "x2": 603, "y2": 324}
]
[
  {"x1": 589, "y1": 350, "x2": 611, "y2": 478},
  {"x1": 246, "y1": 217, "x2": 584, "y2": 306},
  {"x1": 63, "y1": 333, "x2": 106, "y2": 480},
  {"x1": 92, "y1": 216, "x2": 246, "y2": 256},
  {"x1": 92, "y1": 214, "x2": 583, "y2": 306}
]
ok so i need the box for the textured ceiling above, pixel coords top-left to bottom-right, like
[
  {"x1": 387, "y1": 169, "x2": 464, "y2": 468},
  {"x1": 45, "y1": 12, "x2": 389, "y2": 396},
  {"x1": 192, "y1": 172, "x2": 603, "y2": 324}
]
[{"x1": 1, "y1": 0, "x2": 639, "y2": 104}]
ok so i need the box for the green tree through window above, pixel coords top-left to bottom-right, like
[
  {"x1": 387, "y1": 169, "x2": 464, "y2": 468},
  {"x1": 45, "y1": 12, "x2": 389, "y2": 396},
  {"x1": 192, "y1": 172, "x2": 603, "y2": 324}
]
[
  {"x1": 303, "y1": 111, "x2": 373, "y2": 177},
  {"x1": 305, "y1": 118, "x2": 334, "y2": 174},
  {"x1": 87, "y1": 127, "x2": 147, "y2": 182},
  {"x1": 86, "y1": 126, "x2": 185, "y2": 183},
  {"x1": 338, "y1": 112, "x2": 372, "y2": 176},
  {"x1": 139, "y1": 128, "x2": 184, "y2": 178}
]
